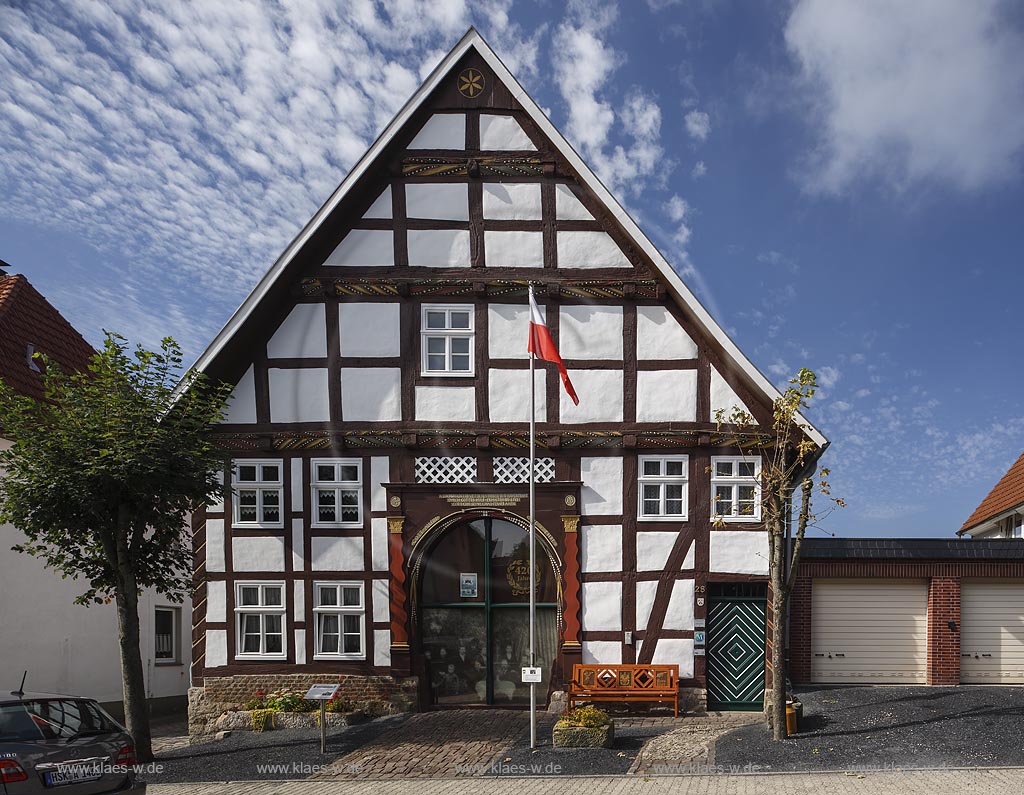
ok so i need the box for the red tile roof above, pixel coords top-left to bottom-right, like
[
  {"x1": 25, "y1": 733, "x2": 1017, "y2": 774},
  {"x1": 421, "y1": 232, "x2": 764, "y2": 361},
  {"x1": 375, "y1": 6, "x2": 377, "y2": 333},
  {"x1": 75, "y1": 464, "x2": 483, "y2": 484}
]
[
  {"x1": 960, "y1": 451, "x2": 1024, "y2": 533},
  {"x1": 0, "y1": 274, "x2": 95, "y2": 402}
]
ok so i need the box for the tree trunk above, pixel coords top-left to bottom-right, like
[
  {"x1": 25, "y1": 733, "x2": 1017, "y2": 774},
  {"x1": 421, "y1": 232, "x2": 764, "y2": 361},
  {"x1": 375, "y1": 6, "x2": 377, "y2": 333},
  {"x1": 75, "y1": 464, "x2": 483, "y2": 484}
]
[
  {"x1": 769, "y1": 531, "x2": 787, "y2": 740},
  {"x1": 115, "y1": 584, "x2": 153, "y2": 761}
]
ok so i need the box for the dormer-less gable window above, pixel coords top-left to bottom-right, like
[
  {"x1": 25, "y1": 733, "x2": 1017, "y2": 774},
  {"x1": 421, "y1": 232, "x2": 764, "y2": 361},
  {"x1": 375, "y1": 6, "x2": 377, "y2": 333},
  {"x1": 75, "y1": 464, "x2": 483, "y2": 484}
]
[
  {"x1": 421, "y1": 304, "x2": 474, "y2": 376},
  {"x1": 232, "y1": 460, "x2": 284, "y2": 528},
  {"x1": 711, "y1": 456, "x2": 762, "y2": 522}
]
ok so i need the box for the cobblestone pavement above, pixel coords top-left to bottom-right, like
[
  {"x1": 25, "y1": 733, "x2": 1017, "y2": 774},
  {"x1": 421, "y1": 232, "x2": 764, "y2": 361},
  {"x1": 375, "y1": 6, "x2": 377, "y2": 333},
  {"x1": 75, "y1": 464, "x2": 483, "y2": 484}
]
[
  {"x1": 152, "y1": 716, "x2": 191, "y2": 755},
  {"x1": 629, "y1": 712, "x2": 761, "y2": 774},
  {"x1": 148, "y1": 768, "x2": 1024, "y2": 794},
  {"x1": 311, "y1": 709, "x2": 549, "y2": 778}
]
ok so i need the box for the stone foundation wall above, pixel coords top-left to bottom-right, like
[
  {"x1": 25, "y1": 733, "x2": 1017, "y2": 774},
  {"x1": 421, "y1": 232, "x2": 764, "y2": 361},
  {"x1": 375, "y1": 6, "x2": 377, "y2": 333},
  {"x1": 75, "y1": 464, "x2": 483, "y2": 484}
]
[{"x1": 188, "y1": 673, "x2": 418, "y2": 739}]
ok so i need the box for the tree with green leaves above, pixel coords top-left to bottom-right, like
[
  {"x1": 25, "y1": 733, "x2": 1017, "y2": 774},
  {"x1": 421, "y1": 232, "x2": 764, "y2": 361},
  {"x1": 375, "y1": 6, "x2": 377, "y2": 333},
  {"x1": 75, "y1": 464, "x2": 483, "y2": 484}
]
[
  {"x1": 0, "y1": 333, "x2": 231, "y2": 760},
  {"x1": 715, "y1": 368, "x2": 842, "y2": 740}
]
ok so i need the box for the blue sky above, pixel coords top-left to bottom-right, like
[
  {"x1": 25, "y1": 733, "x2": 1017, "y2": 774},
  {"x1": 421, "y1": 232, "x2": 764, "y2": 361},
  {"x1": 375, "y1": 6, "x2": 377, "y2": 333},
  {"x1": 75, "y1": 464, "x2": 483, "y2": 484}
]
[{"x1": 2, "y1": 1, "x2": 1023, "y2": 538}]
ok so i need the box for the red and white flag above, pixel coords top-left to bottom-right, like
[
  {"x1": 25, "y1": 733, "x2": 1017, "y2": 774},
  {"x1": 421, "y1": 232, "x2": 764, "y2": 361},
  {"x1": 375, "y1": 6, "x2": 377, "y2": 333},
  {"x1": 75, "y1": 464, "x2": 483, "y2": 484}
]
[{"x1": 528, "y1": 287, "x2": 579, "y2": 405}]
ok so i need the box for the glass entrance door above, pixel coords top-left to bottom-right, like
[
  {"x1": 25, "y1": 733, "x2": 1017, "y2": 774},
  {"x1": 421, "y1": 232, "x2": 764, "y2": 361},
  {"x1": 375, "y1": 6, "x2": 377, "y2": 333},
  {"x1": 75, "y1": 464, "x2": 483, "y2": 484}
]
[{"x1": 418, "y1": 517, "x2": 558, "y2": 706}]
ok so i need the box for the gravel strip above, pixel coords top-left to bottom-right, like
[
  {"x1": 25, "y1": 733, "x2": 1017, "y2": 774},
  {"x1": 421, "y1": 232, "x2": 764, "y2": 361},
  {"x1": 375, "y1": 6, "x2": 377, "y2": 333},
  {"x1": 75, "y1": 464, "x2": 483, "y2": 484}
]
[
  {"x1": 714, "y1": 685, "x2": 1024, "y2": 772},
  {"x1": 144, "y1": 715, "x2": 409, "y2": 783}
]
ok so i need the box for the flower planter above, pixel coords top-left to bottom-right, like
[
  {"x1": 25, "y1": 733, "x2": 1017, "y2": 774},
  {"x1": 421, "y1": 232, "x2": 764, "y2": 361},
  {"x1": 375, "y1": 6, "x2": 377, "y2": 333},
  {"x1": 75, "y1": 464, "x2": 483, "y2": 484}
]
[{"x1": 552, "y1": 722, "x2": 615, "y2": 748}]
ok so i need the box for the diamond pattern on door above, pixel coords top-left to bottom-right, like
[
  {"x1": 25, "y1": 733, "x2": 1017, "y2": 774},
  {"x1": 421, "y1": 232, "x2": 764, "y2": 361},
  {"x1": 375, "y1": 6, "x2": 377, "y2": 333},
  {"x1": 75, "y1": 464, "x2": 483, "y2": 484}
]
[{"x1": 706, "y1": 595, "x2": 767, "y2": 710}]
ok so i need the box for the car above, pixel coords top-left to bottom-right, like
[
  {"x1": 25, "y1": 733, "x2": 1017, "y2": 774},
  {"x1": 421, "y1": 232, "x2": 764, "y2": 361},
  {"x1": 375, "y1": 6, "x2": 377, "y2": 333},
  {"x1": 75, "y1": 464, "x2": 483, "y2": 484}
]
[{"x1": 0, "y1": 692, "x2": 145, "y2": 793}]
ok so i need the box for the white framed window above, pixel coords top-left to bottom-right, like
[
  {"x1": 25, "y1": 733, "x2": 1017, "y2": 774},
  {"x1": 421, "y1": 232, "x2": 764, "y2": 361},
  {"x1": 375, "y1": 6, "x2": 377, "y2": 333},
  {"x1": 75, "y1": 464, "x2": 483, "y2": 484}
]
[
  {"x1": 421, "y1": 304, "x2": 474, "y2": 376},
  {"x1": 154, "y1": 606, "x2": 179, "y2": 664},
  {"x1": 313, "y1": 581, "x2": 365, "y2": 660},
  {"x1": 638, "y1": 455, "x2": 689, "y2": 520},
  {"x1": 234, "y1": 582, "x2": 287, "y2": 659},
  {"x1": 711, "y1": 456, "x2": 762, "y2": 522},
  {"x1": 311, "y1": 459, "x2": 362, "y2": 527},
  {"x1": 232, "y1": 460, "x2": 284, "y2": 528}
]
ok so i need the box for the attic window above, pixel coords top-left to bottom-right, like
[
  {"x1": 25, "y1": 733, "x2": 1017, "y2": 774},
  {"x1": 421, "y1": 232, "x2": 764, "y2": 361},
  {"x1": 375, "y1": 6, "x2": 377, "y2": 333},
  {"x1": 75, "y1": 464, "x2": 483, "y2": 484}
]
[{"x1": 26, "y1": 344, "x2": 41, "y2": 373}]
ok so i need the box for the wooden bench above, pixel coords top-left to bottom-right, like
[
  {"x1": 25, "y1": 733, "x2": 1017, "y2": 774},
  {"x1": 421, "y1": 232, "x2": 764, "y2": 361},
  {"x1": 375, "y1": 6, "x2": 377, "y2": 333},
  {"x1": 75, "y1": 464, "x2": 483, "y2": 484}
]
[{"x1": 567, "y1": 664, "x2": 680, "y2": 716}]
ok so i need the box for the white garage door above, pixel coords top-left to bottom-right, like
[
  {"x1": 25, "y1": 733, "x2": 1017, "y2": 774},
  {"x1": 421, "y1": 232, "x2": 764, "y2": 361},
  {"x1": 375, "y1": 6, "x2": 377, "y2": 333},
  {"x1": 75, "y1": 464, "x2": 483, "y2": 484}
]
[
  {"x1": 811, "y1": 579, "x2": 928, "y2": 684},
  {"x1": 961, "y1": 580, "x2": 1024, "y2": 683}
]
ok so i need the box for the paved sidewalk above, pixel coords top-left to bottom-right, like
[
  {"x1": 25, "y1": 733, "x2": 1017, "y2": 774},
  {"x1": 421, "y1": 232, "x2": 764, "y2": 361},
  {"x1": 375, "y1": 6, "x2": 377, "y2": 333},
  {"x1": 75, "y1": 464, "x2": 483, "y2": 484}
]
[{"x1": 148, "y1": 768, "x2": 1024, "y2": 794}]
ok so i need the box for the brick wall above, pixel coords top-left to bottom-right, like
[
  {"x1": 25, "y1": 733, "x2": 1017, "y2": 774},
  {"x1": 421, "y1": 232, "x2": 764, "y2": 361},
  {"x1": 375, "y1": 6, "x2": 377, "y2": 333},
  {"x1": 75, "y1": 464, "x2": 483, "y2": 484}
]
[
  {"x1": 927, "y1": 577, "x2": 961, "y2": 685},
  {"x1": 788, "y1": 578, "x2": 812, "y2": 684}
]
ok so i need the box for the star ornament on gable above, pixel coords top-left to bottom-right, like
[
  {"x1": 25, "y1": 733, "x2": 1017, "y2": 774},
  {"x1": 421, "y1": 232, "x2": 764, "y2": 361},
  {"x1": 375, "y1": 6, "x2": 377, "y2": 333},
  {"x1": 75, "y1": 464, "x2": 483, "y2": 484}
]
[{"x1": 458, "y1": 67, "x2": 485, "y2": 98}]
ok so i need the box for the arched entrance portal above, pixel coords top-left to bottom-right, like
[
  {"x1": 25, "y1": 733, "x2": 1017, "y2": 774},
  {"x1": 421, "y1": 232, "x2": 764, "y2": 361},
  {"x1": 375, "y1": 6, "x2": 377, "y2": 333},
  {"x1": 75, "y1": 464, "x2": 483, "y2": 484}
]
[{"x1": 415, "y1": 515, "x2": 560, "y2": 706}]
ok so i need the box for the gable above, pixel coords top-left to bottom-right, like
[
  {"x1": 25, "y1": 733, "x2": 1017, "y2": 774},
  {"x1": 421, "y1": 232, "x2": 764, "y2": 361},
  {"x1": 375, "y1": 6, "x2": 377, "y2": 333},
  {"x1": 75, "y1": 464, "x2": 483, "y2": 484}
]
[{"x1": 190, "y1": 29, "x2": 824, "y2": 449}]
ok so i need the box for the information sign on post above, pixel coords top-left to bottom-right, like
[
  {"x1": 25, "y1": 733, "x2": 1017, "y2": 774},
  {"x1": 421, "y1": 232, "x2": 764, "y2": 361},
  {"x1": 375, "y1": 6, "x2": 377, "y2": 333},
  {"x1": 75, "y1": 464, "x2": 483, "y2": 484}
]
[{"x1": 304, "y1": 684, "x2": 341, "y2": 754}]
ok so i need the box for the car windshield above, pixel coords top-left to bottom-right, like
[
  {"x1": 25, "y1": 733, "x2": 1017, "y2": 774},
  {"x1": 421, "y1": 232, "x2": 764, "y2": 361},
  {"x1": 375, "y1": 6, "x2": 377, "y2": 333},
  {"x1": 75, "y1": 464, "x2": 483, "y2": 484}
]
[{"x1": 0, "y1": 700, "x2": 116, "y2": 741}]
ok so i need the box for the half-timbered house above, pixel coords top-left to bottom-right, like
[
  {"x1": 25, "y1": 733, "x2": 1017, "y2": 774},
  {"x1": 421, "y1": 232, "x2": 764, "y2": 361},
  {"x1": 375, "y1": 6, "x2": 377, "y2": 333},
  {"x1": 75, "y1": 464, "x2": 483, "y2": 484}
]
[{"x1": 187, "y1": 30, "x2": 827, "y2": 723}]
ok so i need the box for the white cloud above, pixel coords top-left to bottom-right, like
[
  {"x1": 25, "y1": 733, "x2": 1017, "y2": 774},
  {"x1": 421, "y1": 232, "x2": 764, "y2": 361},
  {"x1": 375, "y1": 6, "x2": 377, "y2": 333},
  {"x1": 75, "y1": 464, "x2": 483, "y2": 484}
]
[
  {"x1": 816, "y1": 366, "x2": 841, "y2": 388},
  {"x1": 785, "y1": 0, "x2": 1024, "y2": 193},
  {"x1": 684, "y1": 109, "x2": 710, "y2": 142},
  {"x1": 691, "y1": 159, "x2": 706, "y2": 178}
]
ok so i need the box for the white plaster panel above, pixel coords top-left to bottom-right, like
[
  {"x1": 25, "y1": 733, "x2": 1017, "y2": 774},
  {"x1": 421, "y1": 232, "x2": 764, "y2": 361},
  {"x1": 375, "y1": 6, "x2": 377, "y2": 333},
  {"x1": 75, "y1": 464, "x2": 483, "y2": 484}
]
[
  {"x1": 637, "y1": 532, "x2": 677, "y2": 572},
  {"x1": 205, "y1": 519, "x2": 225, "y2": 572},
  {"x1": 484, "y1": 231, "x2": 544, "y2": 268},
  {"x1": 231, "y1": 536, "x2": 286, "y2": 572},
  {"x1": 488, "y1": 369, "x2": 546, "y2": 422},
  {"x1": 582, "y1": 640, "x2": 622, "y2": 665},
  {"x1": 559, "y1": 305, "x2": 623, "y2": 359},
  {"x1": 340, "y1": 368, "x2": 402, "y2": 422},
  {"x1": 711, "y1": 367, "x2": 756, "y2": 423},
  {"x1": 372, "y1": 579, "x2": 390, "y2": 624},
  {"x1": 267, "y1": 304, "x2": 327, "y2": 359},
  {"x1": 482, "y1": 183, "x2": 542, "y2": 220},
  {"x1": 652, "y1": 638, "x2": 694, "y2": 677},
  {"x1": 269, "y1": 368, "x2": 330, "y2": 423},
  {"x1": 294, "y1": 629, "x2": 306, "y2": 665},
  {"x1": 311, "y1": 536, "x2": 365, "y2": 571},
  {"x1": 371, "y1": 456, "x2": 389, "y2": 512},
  {"x1": 581, "y1": 581, "x2": 622, "y2": 631},
  {"x1": 637, "y1": 305, "x2": 698, "y2": 360},
  {"x1": 290, "y1": 459, "x2": 304, "y2": 513},
  {"x1": 581, "y1": 525, "x2": 622, "y2": 573},
  {"x1": 408, "y1": 229, "x2": 471, "y2": 268},
  {"x1": 682, "y1": 540, "x2": 695, "y2": 570},
  {"x1": 557, "y1": 231, "x2": 632, "y2": 269},
  {"x1": 374, "y1": 629, "x2": 391, "y2": 667},
  {"x1": 223, "y1": 366, "x2": 256, "y2": 424},
  {"x1": 293, "y1": 580, "x2": 305, "y2": 622},
  {"x1": 291, "y1": 518, "x2": 304, "y2": 572},
  {"x1": 480, "y1": 114, "x2": 536, "y2": 150},
  {"x1": 636, "y1": 370, "x2": 697, "y2": 423},
  {"x1": 709, "y1": 531, "x2": 769, "y2": 574},
  {"x1": 325, "y1": 229, "x2": 394, "y2": 267},
  {"x1": 408, "y1": 113, "x2": 465, "y2": 149},
  {"x1": 555, "y1": 184, "x2": 594, "y2": 220},
  {"x1": 635, "y1": 580, "x2": 657, "y2": 631},
  {"x1": 208, "y1": 471, "x2": 225, "y2": 513},
  {"x1": 406, "y1": 183, "x2": 468, "y2": 221},
  {"x1": 339, "y1": 303, "x2": 401, "y2": 357},
  {"x1": 415, "y1": 385, "x2": 476, "y2": 422},
  {"x1": 371, "y1": 517, "x2": 388, "y2": 572},
  {"x1": 488, "y1": 303, "x2": 539, "y2": 360},
  {"x1": 560, "y1": 370, "x2": 623, "y2": 423},
  {"x1": 206, "y1": 580, "x2": 226, "y2": 623},
  {"x1": 580, "y1": 456, "x2": 623, "y2": 515},
  {"x1": 205, "y1": 629, "x2": 227, "y2": 668},
  {"x1": 363, "y1": 187, "x2": 391, "y2": 219},
  {"x1": 665, "y1": 579, "x2": 695, "y2": 630}
]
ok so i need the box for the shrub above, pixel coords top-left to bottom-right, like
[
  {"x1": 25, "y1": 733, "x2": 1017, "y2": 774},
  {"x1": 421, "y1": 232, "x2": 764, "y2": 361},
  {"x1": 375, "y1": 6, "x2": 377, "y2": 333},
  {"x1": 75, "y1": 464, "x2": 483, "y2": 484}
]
[
  {"x1": 244, "y1": 695, "x2": 267, "y2": 711},
  {"x1": 251, "y1": 708, "x2": 276, "y2": 732},
  {"x1": 265, "y1": 690, "x2": 310, "y2": 712},
  {"x1": 557, "y1": 706, "x2": 610, "y2": 728},
  {"x1": 325, "y1": 695, "x2": 352, "y2": 713}
]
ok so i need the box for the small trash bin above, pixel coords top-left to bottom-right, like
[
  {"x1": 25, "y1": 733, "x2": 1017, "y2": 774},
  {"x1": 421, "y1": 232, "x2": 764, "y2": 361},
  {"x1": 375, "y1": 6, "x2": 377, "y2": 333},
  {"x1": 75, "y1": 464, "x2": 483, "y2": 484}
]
[{"x1": 785, "y1": 702, "x2": 798, "y2": 736}]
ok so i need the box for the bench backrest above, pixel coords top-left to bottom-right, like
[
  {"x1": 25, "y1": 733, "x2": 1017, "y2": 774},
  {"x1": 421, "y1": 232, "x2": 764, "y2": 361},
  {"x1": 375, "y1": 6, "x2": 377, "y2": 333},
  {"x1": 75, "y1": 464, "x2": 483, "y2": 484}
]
[{"x1": 571, "y1": 663, "x2": 679, "y2": 692}]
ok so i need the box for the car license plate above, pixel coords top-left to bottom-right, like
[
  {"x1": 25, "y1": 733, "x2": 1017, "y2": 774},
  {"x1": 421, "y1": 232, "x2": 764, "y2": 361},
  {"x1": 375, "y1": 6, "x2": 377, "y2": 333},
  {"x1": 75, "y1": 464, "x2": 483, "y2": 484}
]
[{"x1": 44, "y1": 762, "x2": 103, "y2": 787}]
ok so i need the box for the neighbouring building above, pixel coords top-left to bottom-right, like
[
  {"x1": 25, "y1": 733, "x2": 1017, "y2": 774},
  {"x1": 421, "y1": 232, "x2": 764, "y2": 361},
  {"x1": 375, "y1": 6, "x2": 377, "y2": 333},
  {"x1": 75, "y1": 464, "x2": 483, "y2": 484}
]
[
  {"x1": 0, "y1": 265, "x2": 192, "y2": 717},
  {"x1": 958, "y1": 452, "x2": 1024, "y2": 539},
  {"x1": 186, "y1": 30, "x2": 827, "y2": 729}
]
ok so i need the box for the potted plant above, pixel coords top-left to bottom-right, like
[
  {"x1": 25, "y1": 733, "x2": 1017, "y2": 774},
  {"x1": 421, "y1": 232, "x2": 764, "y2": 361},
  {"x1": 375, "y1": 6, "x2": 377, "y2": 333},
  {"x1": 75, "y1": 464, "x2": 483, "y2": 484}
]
[{"x1": 552, "y1": 706, "x2": 614, "y2": 748}]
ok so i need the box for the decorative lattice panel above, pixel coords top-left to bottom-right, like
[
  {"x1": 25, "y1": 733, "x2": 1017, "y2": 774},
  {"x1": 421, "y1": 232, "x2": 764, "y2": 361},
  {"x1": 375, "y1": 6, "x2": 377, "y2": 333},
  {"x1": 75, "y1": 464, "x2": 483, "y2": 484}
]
[
  {"x1": 415, "y1": 456, "x2": 478, "y2": 483},
  {"x1": 493, "y1": 457, "x2": 555, "y2": 484}
]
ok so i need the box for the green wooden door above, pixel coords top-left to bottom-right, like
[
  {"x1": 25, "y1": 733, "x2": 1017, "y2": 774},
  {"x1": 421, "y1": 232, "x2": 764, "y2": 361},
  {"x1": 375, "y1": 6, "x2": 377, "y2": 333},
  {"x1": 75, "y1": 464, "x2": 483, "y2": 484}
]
[{"x1": 706, "y1": 583, "x2": 767, "y2": 711}]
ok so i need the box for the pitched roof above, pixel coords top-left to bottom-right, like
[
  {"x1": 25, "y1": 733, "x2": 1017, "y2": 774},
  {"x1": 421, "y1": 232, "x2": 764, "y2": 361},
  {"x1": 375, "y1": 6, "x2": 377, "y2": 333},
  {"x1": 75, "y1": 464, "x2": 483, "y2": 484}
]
[
  {"x1": 184, "y1": 28, "x2": 826, "y2": 449},
  {"x1": 960, "y1": 452, "x2": 1024, "y2": 534},
  {"x1": 0, "y1": 274, "x2": 95, "y2": 402}
]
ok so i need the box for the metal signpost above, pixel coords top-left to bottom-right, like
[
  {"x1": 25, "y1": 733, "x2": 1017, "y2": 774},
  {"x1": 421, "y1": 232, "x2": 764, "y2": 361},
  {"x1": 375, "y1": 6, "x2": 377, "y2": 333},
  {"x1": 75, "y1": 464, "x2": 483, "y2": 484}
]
[{"x1": 304, "y1": 684, "x2": 341, "y2": 754}]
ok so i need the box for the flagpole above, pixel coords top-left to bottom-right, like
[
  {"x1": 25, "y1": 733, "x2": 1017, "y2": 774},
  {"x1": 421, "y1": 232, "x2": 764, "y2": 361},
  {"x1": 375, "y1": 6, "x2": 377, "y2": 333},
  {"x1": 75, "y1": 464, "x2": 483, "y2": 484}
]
[{"x1": 528, "y1": 282, "x2": 537, "y2": 750}]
